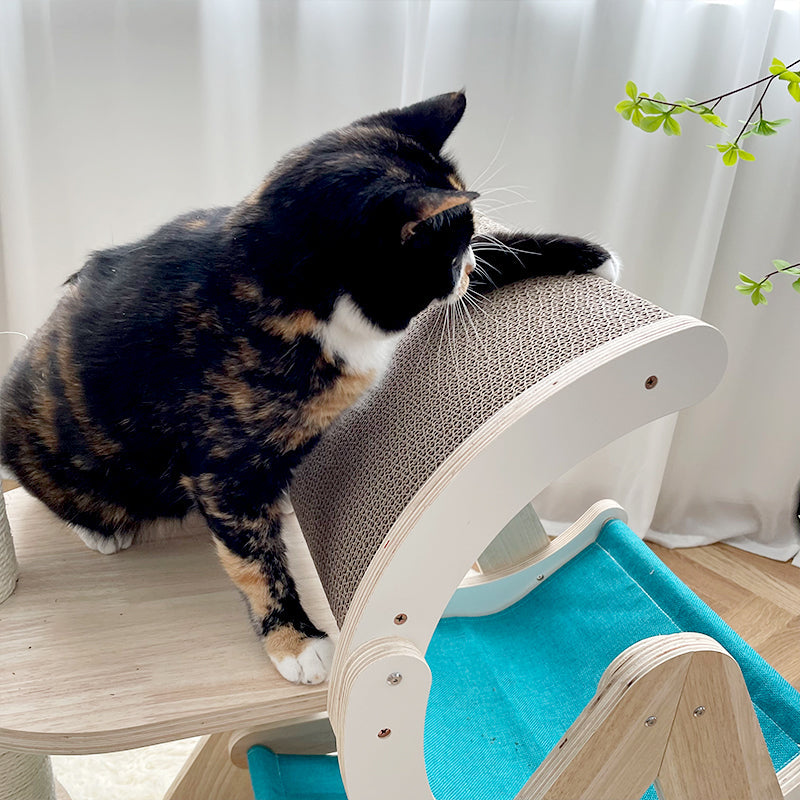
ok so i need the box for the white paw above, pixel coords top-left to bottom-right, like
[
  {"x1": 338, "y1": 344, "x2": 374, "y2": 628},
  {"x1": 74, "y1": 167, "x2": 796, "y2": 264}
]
[
  {"x1": 591, "y1": 250, "x2": 622, "y2": 283},
  {"x1": 73, "y1": 525, "x2": 134, "y2": 555},
  {"x1": 271, "y1": 636, "x2": 335, "y2": 685}
]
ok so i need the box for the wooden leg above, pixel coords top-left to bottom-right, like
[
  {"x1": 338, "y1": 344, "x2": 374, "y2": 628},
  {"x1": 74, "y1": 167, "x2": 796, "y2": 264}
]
[
  {"x1": 164, "y1": 734, "x2": 254, "y2": 800},
  {"x1": 55, "y1": 780, "x2": 73, "y2": 800},
  {"x1": 516, "y1": 633, "x2": 783, "y2": 800},
  {"x1": 655, "y1": 649, "x2": 783, "y2": 800},
  {"x1": 0, "y1": 750, "x2": 56, "y2": 800}
]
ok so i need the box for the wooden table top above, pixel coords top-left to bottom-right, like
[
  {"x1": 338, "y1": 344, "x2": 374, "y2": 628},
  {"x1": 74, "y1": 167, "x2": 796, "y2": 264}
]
[{"x1": 0, "y1": 488, "x2": 334, "y2": 755}]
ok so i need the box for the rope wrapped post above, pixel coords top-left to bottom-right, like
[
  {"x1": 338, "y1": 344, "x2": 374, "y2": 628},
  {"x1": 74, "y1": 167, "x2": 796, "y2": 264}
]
[
  {"x1": 0, "y1": 490, "x2": 58, "y2": 800},
  {"x1": 0, "y1": 488, "x2": 19, "y2": 604},
  {"x1": 0, "y1": 751, "x2": 56, "y2": 800}
]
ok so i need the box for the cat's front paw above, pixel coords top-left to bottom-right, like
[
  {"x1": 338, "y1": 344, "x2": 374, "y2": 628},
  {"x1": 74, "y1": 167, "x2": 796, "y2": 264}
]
[
  {"x1": 266, "y1": 627, "x2": 335, "y2": 685},
  {"x1": 590, "y1": 249, "x2": 622, "y2": 283}
]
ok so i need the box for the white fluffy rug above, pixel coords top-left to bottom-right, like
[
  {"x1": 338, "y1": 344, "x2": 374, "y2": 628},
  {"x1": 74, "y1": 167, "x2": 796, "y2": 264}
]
[{"x1": 52, "y1": 738, "x2": 200, "y2": 800}]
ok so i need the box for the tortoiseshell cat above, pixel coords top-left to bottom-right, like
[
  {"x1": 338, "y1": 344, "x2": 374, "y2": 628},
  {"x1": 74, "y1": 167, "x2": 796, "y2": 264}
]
[{"x1": 0, "y1": 92, "x2": 619, "y2": 684}]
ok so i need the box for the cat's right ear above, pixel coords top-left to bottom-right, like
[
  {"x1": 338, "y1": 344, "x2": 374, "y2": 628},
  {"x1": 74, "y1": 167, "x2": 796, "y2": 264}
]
[
  {"x1": 400, "y1": 188, "x2": 479, "y2": 243},
  {"x1": 359, "y1": 91, "x2": 467, "y2": 153}
]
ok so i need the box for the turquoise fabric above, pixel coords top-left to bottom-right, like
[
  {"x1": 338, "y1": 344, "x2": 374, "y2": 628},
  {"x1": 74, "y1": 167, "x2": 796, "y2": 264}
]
[
  {"x1": 249, "y1": 519, "x2": 800, "y2": 800},
  {"x1": 247, "y1": 748, "x2": 345, "y2": 800}
]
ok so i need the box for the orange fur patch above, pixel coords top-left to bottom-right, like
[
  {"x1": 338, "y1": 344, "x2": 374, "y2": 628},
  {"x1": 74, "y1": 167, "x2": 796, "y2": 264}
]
[
  {"x1": 273, "y1": 370, "x2": 374, "y2": 452},
  {"x1": 215, "y1": 541, "x2": 274, "y2": 619},
  {"x1": 265, "y1": 625, "x2": 309, "y2": 659},
  {"x1": 261, "y1": 311, "x2": 319, "y2": 341},
  {"x1": 448, "y1": 173, "x2": 466, "y2": 190}
]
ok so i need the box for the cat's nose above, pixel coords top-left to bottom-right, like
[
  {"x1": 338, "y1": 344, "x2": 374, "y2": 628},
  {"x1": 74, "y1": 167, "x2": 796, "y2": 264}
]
[{"x1": 465, "y1": 260, "x2": 475, "y2": 276}]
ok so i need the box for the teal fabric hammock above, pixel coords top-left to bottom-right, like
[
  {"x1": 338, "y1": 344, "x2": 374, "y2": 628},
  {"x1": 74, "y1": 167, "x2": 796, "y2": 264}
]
[{"x1": 248, "y1": 519, "x2": 800, "y2": 800}]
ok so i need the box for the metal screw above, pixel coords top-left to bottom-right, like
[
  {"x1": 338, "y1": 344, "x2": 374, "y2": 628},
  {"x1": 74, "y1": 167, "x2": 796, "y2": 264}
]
[
  {"x1": 644, "y1": 716, "x2": 658, "y2": 727},
  {"x1": 387, "y1": 672, "x2": 403, "y2": 685},
  {"x1": 693, "y1": 706, "x2": 706, "y2": 717},
  {"x1": 645, "y1": 375, "x2": 659, "y2": 390},
  {"x1": 377, "y1": 728, "x2": 392, "y2": 738},
  {"x1": 536, "y1": 574, "x2": 545, "y2": 582},
  {"x1": 394, "y1": 613, "x2": 407, "y2": 625}
]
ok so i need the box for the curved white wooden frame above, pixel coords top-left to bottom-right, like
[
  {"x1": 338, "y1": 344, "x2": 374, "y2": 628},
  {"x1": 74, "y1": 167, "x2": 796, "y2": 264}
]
[{"x1": 331, "y1": 316, "x2": 728, "y2": 800}]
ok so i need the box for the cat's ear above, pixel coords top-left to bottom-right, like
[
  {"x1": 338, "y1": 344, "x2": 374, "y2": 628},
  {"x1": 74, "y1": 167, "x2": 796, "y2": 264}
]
[
  {"x1": 400, "y1": 188, "x2": 479, "y2": 243},
  {"x1": 361, "y1": 91, "x2": 467, "y2": 153}
]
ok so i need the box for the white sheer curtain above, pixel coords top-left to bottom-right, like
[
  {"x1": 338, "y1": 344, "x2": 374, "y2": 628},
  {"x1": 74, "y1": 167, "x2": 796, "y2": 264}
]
[{"x1": 1, "y1": 0, "x2": 798, "y2": 562}]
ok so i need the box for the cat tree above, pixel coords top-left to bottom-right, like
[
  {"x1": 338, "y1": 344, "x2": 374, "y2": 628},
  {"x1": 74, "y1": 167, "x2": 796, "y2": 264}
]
[{"x1": 1, "y1": 273, "x2": 799, "y2": 800}]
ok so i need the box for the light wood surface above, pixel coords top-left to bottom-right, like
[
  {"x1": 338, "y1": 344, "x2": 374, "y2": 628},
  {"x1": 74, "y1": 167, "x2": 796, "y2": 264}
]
[
  {"x1": 0, "y1": 487, "x2": 335, "y2": 755},
  {"x1": 655, "y1": 649, "x2": 783, "y2": 799},
  {"x1": 517, "y1": 633, "x2": 782, "y2": 800},
  {"x1": 649, "y1": 541, "x2": 800, "y2": 690},
  {"x1": 164, "y1": 734, "x2": 253, "y2": 800},
  {"x1": 473, "y1": 503, "x2": 549, "y2": 574}
]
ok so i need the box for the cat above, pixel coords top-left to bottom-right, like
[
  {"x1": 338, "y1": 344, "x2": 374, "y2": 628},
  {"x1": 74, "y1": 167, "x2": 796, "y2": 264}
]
[{"x1": 0, "y1": 91, "x2": 619, "y2": 685}]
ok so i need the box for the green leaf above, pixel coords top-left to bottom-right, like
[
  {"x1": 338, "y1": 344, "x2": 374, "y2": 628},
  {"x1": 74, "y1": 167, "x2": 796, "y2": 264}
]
[
  {"x1": 738, "y1": 272, "x2": 758, "y2": 286},
  {"x1": 772, "y1": 259, "x2": 791, "y2": 270},
  {"x1": 770, "y1": 118, "x2": 791, "y2": 127},
  {"x1": 639, "y1": 115, "x2": 664, "y2": 133},
  {"x1": 761, "y1": 279, "x2": 774, "y2": 293},
  {"x1": 700, "y1": 112, "x2": 726, "y2": 127},
  {"x1": 640, "y1": 98, "x2": 667, "y2": 114},
  {"x1": 735, "y1": 283, "x2": 755, "y2": 294},
  {"x1": 788, "y1": 81, "x2": 800, "y2": 102},
  {"x1": 779, "y1": 70, "x2": 800, "y2": 83},
  {"x1": 722, "y1": 147, "x2": 739, "y2": 166},
  {"x1": 752, "y1": 119, "x2": 776, "y2": 136},
  {"x1": 625, "y1": 81, "x2": 638, "y2": 100},
  {"x1": 793, "y1": 278, "x2": 800, "y2": 293},
  {"x1": 716, "y1": 143, "x2": 732, "y2": 153},
  {"x1": 631, "y1": 107, "x2": 644, "y2": 127},
  {"x1": 616, "y1": 100, "x2": 635, "y2": 119},
  {"x1": 751, "y1": 289, "x2": 768, "y2": 306},
  {"x1": 663, "y1": 115, "x2": 682, "y2": 136},
  {"x1": 770, "y1": 57, "x2": 787, "y2": 75},
  {"x1": 738, "y1": 148, "x2": 755, "y2": 162},
  {"x1": 783, "y1": 268, "x2": 800, "y2": 276}
]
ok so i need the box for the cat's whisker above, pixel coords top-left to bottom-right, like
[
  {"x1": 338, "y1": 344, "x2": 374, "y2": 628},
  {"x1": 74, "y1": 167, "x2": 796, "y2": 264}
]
[
  {"x1": 470, "y1": 118, "x2": 514, "y2": 193},
  {"x1": 476, "y1": 199, "x2": 535, "y2": 215},
  {"x1": 474, "y1": 185, "x2": 531, "y2": 204}
]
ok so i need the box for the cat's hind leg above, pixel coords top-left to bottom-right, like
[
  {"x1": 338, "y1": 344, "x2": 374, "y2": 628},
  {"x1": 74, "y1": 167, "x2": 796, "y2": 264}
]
[{"x1": 71, "y1": 524, "x2": 135, "y2": 555}]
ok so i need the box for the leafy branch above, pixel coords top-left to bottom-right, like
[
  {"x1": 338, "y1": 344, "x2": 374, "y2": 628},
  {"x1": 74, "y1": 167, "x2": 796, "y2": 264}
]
[
  {"x1": 616, "y1": 58, "x2": 800, "y2": 163},
  {"x1": 737, "y1": 261, "x2": 800, "y2": 306},
  {"x1": 616, "y1": 57, "x2": 800, "y2": 305}
]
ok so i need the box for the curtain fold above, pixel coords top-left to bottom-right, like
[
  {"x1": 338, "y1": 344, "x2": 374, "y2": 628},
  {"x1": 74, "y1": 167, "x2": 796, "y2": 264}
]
[{"x1": 1, "y1": 0, "x2": 798, "y2": 561}]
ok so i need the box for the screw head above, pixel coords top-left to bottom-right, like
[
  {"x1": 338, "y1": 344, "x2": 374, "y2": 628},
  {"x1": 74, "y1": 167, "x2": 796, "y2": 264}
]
[
  {"x1": 693, "y1": 706, "x2": 706, "y2": 717},
  {"x1": 377, "y1": 728, "x2": 392, "y2": 738},
  {"x1": 536, "y1": 574, "x2": 545, "y2": 582},
  {"x1": 645, "y1": 375, "x2": 659, "y2": 390},
  {"x1": 387, "y1": 672, "x2": 403, "y2": 686},
  {"x1": 644, "y1": 716, "x2": 658, "y2": 727},
  {"x1": 394, "y1": 613, "x2": 408, "y2": 625}
]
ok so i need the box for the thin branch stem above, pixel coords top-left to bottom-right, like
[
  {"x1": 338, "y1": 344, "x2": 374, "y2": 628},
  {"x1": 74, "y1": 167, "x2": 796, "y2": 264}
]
[
  {"x1": 635, "y1": 56, "x2": 800, "y2": 115},
  {"x1": 734, "y1": 77, "x2": 776, "y2": 145},
  {"x1": 759, "y1": 262, "x2": 800, "y2": 284}
]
